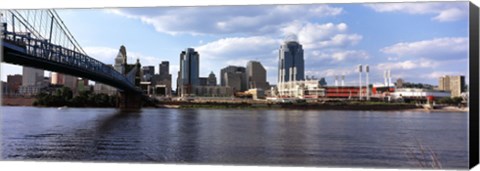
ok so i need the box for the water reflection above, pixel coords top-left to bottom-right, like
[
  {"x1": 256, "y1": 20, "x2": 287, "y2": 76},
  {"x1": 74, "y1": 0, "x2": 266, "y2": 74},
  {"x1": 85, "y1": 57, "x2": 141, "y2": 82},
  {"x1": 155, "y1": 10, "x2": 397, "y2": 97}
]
[{"x1": 0, "y1": 107, "x2": 469, "y2": 169}]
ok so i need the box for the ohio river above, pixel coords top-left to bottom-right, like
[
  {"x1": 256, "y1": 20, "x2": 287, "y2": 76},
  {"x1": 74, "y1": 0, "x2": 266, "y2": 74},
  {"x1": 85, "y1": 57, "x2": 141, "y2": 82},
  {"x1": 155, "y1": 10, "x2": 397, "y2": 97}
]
[{"x1": 1, "y1": 107, "x2": 468, "y2": 169}]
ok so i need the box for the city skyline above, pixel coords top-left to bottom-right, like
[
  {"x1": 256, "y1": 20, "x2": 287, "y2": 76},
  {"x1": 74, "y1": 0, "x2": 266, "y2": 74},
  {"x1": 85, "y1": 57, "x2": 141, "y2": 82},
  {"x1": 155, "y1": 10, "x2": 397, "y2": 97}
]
[{"x1": 1, "y1": 2, "x2": 470, "y2": 88}]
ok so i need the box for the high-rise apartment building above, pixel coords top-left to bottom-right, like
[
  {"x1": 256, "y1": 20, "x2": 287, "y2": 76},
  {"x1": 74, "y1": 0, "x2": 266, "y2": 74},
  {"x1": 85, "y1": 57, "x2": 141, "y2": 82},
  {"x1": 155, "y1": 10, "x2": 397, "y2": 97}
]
[
  {"x1": 278, "y1": 40, "x2": 304, "y2": 83},
  {"x1": 178, "y1": 48, "x2": 200, "y2": 96},
  {"x1": 246, "y1": 61, "x2": 269, "y2": 90},
  {"x1": 438, "y1": 75, "x2": 465, "y2": 97}
]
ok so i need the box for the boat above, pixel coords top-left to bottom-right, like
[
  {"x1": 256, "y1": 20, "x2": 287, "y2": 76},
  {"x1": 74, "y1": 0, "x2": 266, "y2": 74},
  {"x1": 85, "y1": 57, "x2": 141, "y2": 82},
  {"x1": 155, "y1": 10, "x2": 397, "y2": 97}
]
[{"x1": 57, "y1": 106, "x2": 68, "y2": 110}]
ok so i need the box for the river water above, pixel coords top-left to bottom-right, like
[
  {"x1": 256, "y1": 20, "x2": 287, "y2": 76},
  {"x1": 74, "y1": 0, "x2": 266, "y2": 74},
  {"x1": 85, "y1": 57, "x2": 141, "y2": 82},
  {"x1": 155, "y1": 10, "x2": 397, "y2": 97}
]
[{"x1": 0, "y1": 107, "x2": 468, "y2": 169}]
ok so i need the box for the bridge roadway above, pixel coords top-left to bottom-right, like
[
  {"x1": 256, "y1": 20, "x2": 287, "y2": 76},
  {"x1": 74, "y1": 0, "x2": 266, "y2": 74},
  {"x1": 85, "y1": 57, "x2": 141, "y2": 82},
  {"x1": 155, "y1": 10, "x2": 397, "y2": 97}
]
[{"x1": 1, "y1": 30, "x2": 141, "y2": 93}]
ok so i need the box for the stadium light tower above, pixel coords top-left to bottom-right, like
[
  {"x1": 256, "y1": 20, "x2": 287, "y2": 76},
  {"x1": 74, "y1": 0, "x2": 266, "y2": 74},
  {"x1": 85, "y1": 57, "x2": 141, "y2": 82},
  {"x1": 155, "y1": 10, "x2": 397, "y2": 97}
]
[
  {"x1": 366, "y1": 65, "x2": 370, "y2": 101},
  {"x1": 358, "y1": 64, "x2": 363, "y2": 100}
]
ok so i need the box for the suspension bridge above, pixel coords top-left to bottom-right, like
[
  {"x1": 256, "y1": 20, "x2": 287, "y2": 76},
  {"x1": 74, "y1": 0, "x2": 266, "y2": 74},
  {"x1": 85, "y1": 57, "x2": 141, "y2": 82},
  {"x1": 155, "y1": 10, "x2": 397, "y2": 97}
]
[{"x1": 1, "y1": 9, "x2": 143, "y2": 109}]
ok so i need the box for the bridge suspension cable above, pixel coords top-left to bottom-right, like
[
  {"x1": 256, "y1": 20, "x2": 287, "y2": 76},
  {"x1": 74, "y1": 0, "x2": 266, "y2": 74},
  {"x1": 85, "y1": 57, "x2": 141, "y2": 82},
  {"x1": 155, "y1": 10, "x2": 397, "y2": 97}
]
[{"x1": 1, "y1": 9, "x2": 86, "y2": 55}]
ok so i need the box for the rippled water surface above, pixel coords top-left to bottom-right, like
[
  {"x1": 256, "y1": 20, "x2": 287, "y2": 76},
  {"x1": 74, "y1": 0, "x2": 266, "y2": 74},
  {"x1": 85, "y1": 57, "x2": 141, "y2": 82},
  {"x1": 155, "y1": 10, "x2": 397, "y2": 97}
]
[{"x1": 1, "y1": 107, "x2": 468, "y2": 168}]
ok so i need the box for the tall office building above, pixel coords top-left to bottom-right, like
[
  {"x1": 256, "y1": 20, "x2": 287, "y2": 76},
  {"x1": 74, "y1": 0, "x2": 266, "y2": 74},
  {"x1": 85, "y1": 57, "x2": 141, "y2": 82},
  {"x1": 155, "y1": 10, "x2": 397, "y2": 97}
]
[
  {"x1": 153, "y1": 61, "x2": 172, "y2": 96},
  {"x1": 19, "y1": 66, "x2": 45, "y2": 95},
  {"x1": 439, "y1": 75, "x2": 465, "y2": 97},
  {"x1": 207, "y1": 71, "x2": 217, "y2": 86},
  {"x1": 159, "y1": 61, "x2": 170, "y2": 80},
  {"x1": 224, "y1": 72, "x2": 243, "y2": 92},
  {"x1": 220, "y1": 66, "x2": 246, "y2": 92},
  {"x1": 22, "y1": 66, "x2": 44, "y2": 86},
  {"x1": 178, "y1": 48, "x2": 200, "y2": 96},
  {"x1": 438, "y1": 76, "x2": 450, "y2": 91},
  {"x1": 246, "y1": 61, "x2": 269, "y2": 90},
  {"x1": 142, "y1": 66, "x2": 155, "y2": 81},
  {"x1": 278, "y1": 40, "x2": 304, "y2": 83},
  {"x1": 114, "y1": 45, "x2": 127, "y2": 74}
]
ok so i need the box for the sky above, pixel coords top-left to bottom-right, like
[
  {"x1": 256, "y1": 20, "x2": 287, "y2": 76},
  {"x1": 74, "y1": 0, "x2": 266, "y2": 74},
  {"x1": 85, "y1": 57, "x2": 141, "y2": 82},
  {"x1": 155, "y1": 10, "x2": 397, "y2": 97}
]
[{"x1": 0, "y1": 2, "x2": 470, "y2": 88}]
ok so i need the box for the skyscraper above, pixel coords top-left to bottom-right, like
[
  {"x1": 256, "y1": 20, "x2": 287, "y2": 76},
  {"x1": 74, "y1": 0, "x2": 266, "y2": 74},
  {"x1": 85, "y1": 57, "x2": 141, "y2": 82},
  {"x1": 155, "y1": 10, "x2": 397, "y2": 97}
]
[
  {"x1": 154, "y1": 61, "x2": 172, "y2": 96},
  {"x1": 142, "y1": 66, "x2": 155, "y2": 81},
  {"x1": 159, "y1": 61, "x2": 170, "y2": 80},
  {"x1": 178, "y1": 48, "x2": 200, "y2": 96},
  {"x1": 246, "y1": 61, "x2": 269, "y2": 90},
  {"x1": 278, "y1": 40, "x2": 304, "y2": 83},
  {"x1": 114, "y1": 45, "x2": 127, "y2": 74},
  {"x1": 220, "y1": 66, "x2": 246, "y2": 92}
]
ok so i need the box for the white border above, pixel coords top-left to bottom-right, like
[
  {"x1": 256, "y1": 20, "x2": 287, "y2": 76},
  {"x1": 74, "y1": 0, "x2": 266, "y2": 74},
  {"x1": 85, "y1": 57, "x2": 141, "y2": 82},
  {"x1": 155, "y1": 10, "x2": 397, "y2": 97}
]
[{"x1": 0, "y1": 0, "x2": 473, "y2": 9}]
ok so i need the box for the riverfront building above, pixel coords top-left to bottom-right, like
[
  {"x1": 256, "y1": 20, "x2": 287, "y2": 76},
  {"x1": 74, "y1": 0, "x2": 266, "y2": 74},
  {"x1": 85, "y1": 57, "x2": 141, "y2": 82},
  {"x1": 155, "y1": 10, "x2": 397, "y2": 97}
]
[
  {"x1": 6, "y1": 74, "x2": 22, "y2": 95},
  {"x1": 207, "y1": 72, "x2": 217, "y2": 86},
  {"x1": 178, "y1": 48, "x2": 200, "y2": 97},
  {"x1": 246, "y1": 61, "x2": 269, "y2": 91},
  {"x1": 19, "y1": 66, "x2": 45, "y2": 96},
  {"x1": 274, "y1": 80, "x2": 325, "y2": 98},
  {"x1": 152, "y1": 61, "x2": 172, "y2": 96},
  {"x1": 278, "y1": 40, "x2": 304, "y2": 83},
  {"x1": 220, "y1": 66, "x2": 247, "y2": 92},
  {"x1": 392, "y1": 88, "x2": 451, "y2": 100},
  {"x1": 142, "y1": 66, "x2": 155, "y2": 81},
  {"x1": 438, "y1": 75, "x2": 465, "y2": 97}
]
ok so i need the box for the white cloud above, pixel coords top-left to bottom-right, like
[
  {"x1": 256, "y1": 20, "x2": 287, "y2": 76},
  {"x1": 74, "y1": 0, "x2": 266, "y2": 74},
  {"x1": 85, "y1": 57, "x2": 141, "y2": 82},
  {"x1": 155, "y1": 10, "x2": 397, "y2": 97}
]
[
  {"x1": 365, "y1": 2, "x2": 468, "y2": 22},
  {"x1": 195, "y1": 36, "x2": 280, "y2": 60},
  {"x1": 83, "y1": 46, "x2": 118, "y2": 64},
  {"x1": 422, "y1": 71, "x2": 464, "y2": 79},
  {"x1": 432, "y1": 8, "x2": 466, "y2": 22},
  {"x1": 84, "y1": 46, "x2": 162, "y2": 68},
  {"x1": 282, "y1": 22, "x2": 362, "y2": 49},
  {"x1": 376, "y1": 58, "x2": 439, "y2": 70},
  {"x1": 106, "y1": 5, "x2": 343, "y2": 35},
  {"x1": 309, "y1": 50, "x2": 369, "y2": 62},
  {"x1": 381, "y1": 37, "x2": 468, "y2": 60}
]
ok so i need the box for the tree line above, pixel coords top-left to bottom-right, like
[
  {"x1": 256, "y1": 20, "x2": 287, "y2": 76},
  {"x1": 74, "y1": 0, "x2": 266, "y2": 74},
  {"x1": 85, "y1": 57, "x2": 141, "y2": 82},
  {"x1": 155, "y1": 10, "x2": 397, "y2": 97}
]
[{"x1": 33, "y1": 87, "x2": 117, "y2": 107}]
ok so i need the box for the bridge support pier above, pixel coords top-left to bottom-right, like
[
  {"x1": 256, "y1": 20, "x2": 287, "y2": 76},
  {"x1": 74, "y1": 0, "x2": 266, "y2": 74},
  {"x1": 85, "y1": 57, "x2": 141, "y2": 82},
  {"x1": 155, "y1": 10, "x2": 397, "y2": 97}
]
[{"x1": 117, "y1": 91, "x2": 142, "y2": 109}]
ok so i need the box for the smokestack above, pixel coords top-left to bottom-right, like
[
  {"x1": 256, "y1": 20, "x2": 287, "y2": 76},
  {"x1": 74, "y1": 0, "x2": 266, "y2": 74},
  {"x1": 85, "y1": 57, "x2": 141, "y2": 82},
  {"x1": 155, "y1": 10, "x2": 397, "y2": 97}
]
[
  {"x1": 358, "y1": 64, "x2": 363, "y2": 100},
  {"x1": 365, "y1": 65, "x2": 370, "y2": 100},
  {"x1": 341, "y1": 74, "x2": 345, "y2": 86}
]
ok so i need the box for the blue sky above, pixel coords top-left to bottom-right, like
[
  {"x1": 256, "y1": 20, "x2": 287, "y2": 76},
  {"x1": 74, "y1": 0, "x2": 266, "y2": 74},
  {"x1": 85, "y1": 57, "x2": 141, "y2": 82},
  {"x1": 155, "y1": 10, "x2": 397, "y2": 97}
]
[{"x1": 1, "y1": 2, "x2": 470, "y2": 88}]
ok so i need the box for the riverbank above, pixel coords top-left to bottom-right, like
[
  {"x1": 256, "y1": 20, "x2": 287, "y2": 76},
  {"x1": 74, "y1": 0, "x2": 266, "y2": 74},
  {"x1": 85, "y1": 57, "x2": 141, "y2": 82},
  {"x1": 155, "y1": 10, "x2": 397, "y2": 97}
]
[
  {"x1": 1, "y1": 96, "x2": 35, "y2": 106},
  {"x1": 156, "y1": 101, "x2": 426, "y2": 111},
  {"x1": 2, "y1": 96, "x2": 468, "y2": 112}
]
